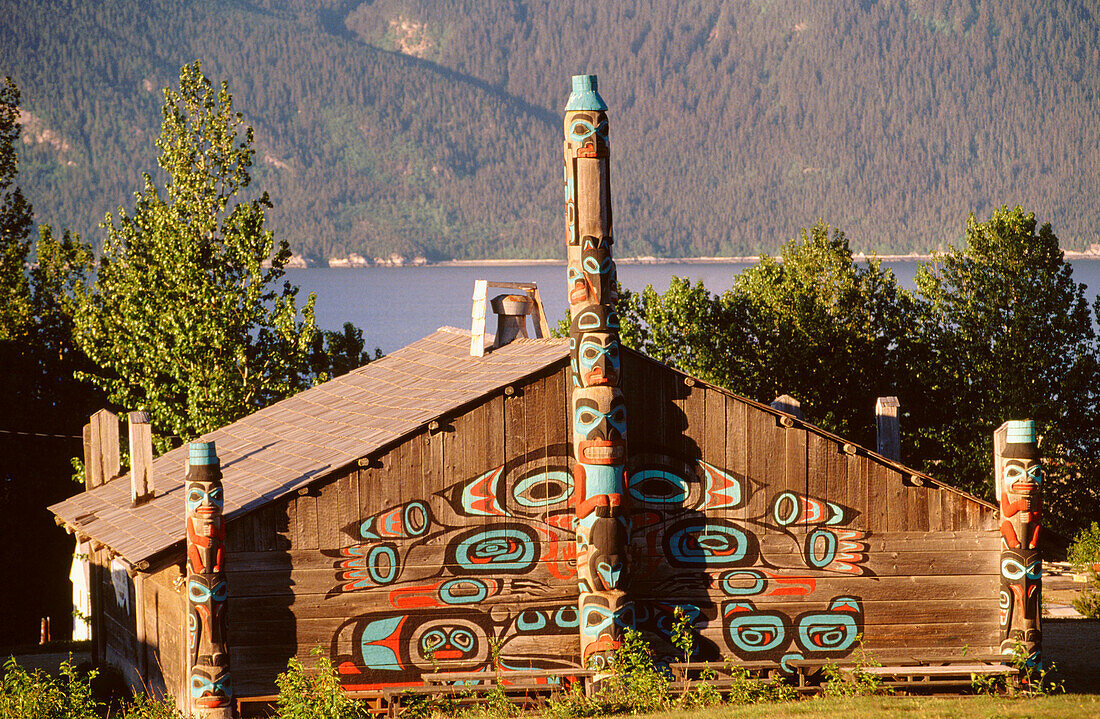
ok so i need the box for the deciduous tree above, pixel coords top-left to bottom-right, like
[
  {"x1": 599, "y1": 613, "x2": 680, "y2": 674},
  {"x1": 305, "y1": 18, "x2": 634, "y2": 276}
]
[
  {"x1": 908, "y1": 206, "x2": 1100, "y2": 530},
  {"x1": 73, "y1": 61, "x2": 319, "y2": 446}
]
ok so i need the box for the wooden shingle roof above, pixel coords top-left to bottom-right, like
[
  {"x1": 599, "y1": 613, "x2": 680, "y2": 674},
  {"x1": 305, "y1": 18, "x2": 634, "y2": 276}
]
[{"x1": 49, "y1": 328, "x2": 568, "y2": 566}]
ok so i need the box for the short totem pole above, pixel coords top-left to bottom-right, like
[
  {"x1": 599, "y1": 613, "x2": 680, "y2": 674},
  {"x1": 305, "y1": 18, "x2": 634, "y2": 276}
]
[
  {"x1": 563, "y1": 74, "x2": 631, "y2": 669},
  {"x1": 994, "y1": 420, "x2": 1042, "y2": 669},
  {"x1": 185, "y1": 441, "x2": 233, "y2": 716}
]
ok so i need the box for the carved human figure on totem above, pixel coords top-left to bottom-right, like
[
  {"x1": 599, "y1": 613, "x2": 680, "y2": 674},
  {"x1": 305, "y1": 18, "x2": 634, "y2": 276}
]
[
  {"x1": 186, "y1": 480, "x2": 225, "y2": 574},
  {"x1": 570, "y1": 305, "x2": 620, "y2": 388},
  {"x1": 996, "y1": 421, "x2": 1042, "y2": 665}
]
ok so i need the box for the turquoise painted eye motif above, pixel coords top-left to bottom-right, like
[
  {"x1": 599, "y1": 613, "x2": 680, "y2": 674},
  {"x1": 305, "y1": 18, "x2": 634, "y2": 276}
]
[
  {"x1": 569, "y1": 118, "x2": 609, "y2": 143},
  {"x1": 628, "y1": 469, "x2": 689, "y2": 504}
]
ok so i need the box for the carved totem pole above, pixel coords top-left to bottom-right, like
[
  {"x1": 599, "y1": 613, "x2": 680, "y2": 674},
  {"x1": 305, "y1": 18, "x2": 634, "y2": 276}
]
[
  {"x1": 185, "y1": 441, "x2": 233, "y2": 716},
  {"x1": 564, "y1": 74, "x2": 630, "y2": 668},
  {"x1": 994, "y1": 420, "x2": 1042, "y2": 669}
]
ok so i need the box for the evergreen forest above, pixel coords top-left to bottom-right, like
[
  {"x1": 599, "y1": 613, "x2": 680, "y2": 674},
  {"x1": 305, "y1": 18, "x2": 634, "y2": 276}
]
[{"x1": 3, "y1": 0, "x2": 1099, "y2": 261}]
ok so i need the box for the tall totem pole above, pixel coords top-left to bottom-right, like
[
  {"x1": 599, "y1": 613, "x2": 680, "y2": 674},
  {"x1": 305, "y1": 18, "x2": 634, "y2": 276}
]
[
  {"x1": 994, "y1": 420, "x2": 1042, "y2": 669},
  {"x1": 185, "y1": 441, "x2": 233, "y2": 717},
  {"x1": 563, "y1": 74, "x2": 630, "y2": 668}
]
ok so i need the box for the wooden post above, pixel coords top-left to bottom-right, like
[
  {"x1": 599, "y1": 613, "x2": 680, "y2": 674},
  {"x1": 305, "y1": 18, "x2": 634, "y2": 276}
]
[
  {"x1": 994, "y1": 420, "x2": 1041, "y2": 670},
  {"x1": 185, "y1": 442, "x2": 233, "y2": 718},
  {"x1": 565, "y1": 74, "x2": 629, "y2": 670},
  {"x1": 129, "y1": 411, "x2": 155, "y2": 506},
  {"x1": 85, "y1": 409, "x2": 120, "y2": 489},
  {"x1": 875, "y1": 396, "x2": 901, "y2": 461},
  {"x1": 470, "y1": 280, "x2": 488, "y2": 357},
  {"x1": 771, "y1": 394, "x2": 803, "y2": 420}
]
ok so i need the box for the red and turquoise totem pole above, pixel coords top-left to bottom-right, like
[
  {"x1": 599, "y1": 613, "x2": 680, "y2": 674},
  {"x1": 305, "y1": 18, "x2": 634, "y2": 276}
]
[
  {"x1": 185, "y1": 441, "x2": 233, "y2": 717},
  {"x1": 995, "y1": 420, "x2": 1042, "y2": 669},
  {"x1": 564, "y1": 74, "x2": 630, "y2": 668}
]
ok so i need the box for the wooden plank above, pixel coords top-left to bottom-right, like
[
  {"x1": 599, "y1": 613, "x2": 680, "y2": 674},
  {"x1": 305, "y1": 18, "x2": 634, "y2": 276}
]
[
  {"x1": 703, "y1": 387, "x2": 726, "y2": 476},
  {"x1": 786, "y1": 426, "x2": 808, "y2": 527},
  {"x1": 860, "y1": 455, "x2": 886, "y2": 532},
  {"x1": 680, "y1": 380, "x2": 705, "y2": 463},
  {"x1": 724, "y1": 396, "x2": 749, "y2": 522},
  {"x1": 746, "y1": 404, "x2": 784, "y2": 533},
  {"x1": 630, "y1": 573, "x2": 999, "y2": 603},
  {"x1": 906, "y1": 480, "x2": 931, "y2": 532},
  {"x1": 470, "y1": 279, "x2": 487, "y2": 357},
  {"x1": 927, "y1": 483, "x2": 945, "y2": 532},
  {"x1": 298, "y1": 492, "x2": 319, "y2": 550},
  {"x1": 884, "y1": 463, "x2": 907, "y2": 532}
]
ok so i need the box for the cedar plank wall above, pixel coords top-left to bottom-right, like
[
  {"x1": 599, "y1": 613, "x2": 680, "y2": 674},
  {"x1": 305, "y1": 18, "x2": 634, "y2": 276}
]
[
  {"x1": 94, "y1": 547, "x2": 142, "y2": 689},
  {"x1": 621, "y1": 352, "x2": 999, "y2": 664},
  {"x1": 223, "y1": 362, "x2": 580, "y2": 696},
  {"x1": 217, "y1": 351, "x2": 997, "y2": 698},
  {"x1": 94, "y1": 549, "x2": 184, "y2": 701}
]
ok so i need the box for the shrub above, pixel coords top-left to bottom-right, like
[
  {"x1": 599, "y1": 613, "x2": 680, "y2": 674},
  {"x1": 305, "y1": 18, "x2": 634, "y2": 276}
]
[
  {"x1": 275, "y1": 647, "x2": 368, "y2": 719},
  {"x1": 0, "y1": 656, "x2": 100, "y2": 719},
  {"x1": 1068, "y1": 522, "x2": 1100, "y2": 571}
]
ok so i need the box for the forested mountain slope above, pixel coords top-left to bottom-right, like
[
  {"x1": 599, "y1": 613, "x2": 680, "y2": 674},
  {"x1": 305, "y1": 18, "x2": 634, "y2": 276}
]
[{"x1": 3, "y1": 0, "x2": 1098, "y2": 260}]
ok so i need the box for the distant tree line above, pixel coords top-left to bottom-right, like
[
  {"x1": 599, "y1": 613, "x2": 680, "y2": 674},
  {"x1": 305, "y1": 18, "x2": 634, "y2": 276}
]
[
  {"x1": 618, "y1": 210, "x2": 1100, "y2": 541},
  {"x1": 2, "y1": 0, "x2": 1098, "y2": 261}
]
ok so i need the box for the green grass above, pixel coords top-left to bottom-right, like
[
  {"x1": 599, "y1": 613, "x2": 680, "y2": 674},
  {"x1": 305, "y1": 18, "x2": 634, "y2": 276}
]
[{"x1": 625, "y1": 695, "x2": 1100, "y2": 719}]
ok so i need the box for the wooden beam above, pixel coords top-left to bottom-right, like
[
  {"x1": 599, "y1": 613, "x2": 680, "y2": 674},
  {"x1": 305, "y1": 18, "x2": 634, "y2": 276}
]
[
  {"x1": 128, "y1": 411, "x2": 155, "y2": 506},
  {"x1": 469, "y1": 280, "x2": 488, "y2": 357}
]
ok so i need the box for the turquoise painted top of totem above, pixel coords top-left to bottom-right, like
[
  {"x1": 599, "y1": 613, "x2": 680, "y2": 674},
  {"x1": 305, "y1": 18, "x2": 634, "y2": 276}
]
[
  {"x1": 189, "y1": 441, "x2": 219, "y2": 466},
  {"x1": 565, "y1": 74, "x2": 608, "y2": 112}
]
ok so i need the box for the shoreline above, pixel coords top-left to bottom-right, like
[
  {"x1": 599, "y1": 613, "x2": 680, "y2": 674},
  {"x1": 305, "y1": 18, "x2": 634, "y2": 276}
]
[{"x1": 287, "y1": 251, "x2": 1100, "y2": 269}]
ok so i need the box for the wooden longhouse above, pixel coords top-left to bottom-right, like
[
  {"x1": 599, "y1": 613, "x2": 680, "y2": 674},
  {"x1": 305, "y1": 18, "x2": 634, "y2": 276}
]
[
  {"x1": 49, "y1": 74, "x2": 1022, "y2": 716},
  {"x1": 49, "y1": 324, "x2": 1002, "y2": 711}
]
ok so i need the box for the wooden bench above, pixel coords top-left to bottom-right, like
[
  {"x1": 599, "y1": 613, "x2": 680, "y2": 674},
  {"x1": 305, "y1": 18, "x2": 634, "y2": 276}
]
[{"x1": 841, "y1": 662, "x2": 1016, "y2": 692}]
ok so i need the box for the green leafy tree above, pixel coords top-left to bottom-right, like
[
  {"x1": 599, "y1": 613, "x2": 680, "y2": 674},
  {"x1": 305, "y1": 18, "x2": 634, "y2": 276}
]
[
  {"x1": 73, "y1": 61, "x2": 318, "y2": 446},
  {"x1": 622, "y1": 222, "x2": 913, "y2": 445},
  {"x1": 909, "y1": 206, "x2": 1100, "y2": 526},
  {"x1": 0, "y1": 76, "x2": 34, "y2": 341},
  {"x1": 308, "y1": 321, "x2": 382, "y2": 382}
]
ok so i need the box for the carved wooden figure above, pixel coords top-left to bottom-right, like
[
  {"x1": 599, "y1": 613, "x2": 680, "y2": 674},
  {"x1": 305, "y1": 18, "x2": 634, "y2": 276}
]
[
  {"x1": 564, "y1": 74, "x2": 630, "y2": 669},
  {"x1": 994, "y1": 420, "x2": 1042, "y2": 669},
  {"x1": 185, "y1": 441, "x2": 233, "y2": 717}
]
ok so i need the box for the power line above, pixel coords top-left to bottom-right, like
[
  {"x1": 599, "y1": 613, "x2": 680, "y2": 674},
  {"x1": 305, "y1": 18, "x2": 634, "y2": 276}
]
[{"x1": 0, "y1": 428, "x2": 83, "y2": 440}]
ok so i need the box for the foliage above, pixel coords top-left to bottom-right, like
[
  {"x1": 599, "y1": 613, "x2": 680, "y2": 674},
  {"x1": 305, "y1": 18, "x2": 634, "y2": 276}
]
[
  {"x1": 621, "y1": 221, "x2": 912, "y2": 445},
  {"x1": 118, "y1": 692, "x2": 187, "y2": 719},
  {"x1": 0, "y1": 656, "x2": 99, "y2": 719},
  {"x1": 718, "y1": 666, "x2": 797, "y2": 705},
  {"x1": 1067, "y1": 522, "x2": 1100, "y2": 571},
  {"x1": 308, "y1": 321, "x2": 382, "y2": 382},
  {"x1": 0, "y1": 75, "x2": 34, "y2": 339},
  {"x1": 1072, "y1": 573, "x2": 1100, "y2": 619},
  {"x1": 0, "y1": 75, "x2": 102, "y2": 647},
  {"x1": 7, "y1": 2, "x2": 1100, "y2": 261},
  {"x1": 275, "y1": 646, "x2": 369, "y2": 719},
  {"x1": 820, "y1": 637, "x2": 892, "y2": 698},
  {"x1": 909, "y1": 206, "x2": 1100, "y2": 510},
  {"x1": 603, "y1": 627, "x2": 672, "y2": 714},
  {"x1": 72, "y1": 61, "x2": 319, "y2": 447},
  {"x1": 1069, "y1": 522, "x2": 1100, "y2": 619}
]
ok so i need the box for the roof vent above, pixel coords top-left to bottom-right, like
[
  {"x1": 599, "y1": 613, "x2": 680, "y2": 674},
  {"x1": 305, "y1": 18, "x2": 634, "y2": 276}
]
[{"x1": 469, "y1": 280, "x2": 550, "y2": 356}]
